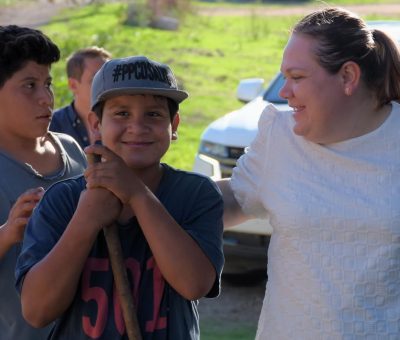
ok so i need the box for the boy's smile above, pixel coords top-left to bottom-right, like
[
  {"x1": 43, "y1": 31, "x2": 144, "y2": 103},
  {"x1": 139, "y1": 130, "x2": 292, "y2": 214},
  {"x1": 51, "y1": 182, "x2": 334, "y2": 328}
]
[{"x1": 97, "y1": 94, "x2": 179, "y2": 172}]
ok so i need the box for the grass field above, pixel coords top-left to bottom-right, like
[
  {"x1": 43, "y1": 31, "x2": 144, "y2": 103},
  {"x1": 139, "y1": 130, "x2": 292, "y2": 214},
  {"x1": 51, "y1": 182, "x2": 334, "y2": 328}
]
[
  {"x1": 39, "y1": 2, "x2": 297, "y2": 171},
  {"x1": 37, "y1": 0, "x2": 400, "y2": 172},
  {"x1": 201, "y1": 321, "x2": 257, "y2": 339}
]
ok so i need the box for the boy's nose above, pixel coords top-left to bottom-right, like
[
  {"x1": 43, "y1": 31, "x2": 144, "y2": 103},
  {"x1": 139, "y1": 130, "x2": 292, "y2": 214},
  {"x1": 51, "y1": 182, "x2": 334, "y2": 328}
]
[
  {"x1": 38, "y1": 87, "x2": 54, "y2": 107},
  {"x1": 126, "y1": 118, "x2": 150, "y2": 134}
]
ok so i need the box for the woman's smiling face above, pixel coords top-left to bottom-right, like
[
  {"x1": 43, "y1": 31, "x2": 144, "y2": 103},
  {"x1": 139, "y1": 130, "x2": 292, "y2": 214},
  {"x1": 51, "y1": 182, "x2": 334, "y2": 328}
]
[{"x1": 279, "y1": 33, "x2": 347, "y2": 144}]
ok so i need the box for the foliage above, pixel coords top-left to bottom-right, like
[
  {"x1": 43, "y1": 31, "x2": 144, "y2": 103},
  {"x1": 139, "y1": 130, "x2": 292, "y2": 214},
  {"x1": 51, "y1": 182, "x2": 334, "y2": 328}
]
[
  {"x1": 124, "y1": 0, "x2": 152, "y2": 27},
  {"x1": 124, "y1": 0, "x2": 191, "y2": 28}
]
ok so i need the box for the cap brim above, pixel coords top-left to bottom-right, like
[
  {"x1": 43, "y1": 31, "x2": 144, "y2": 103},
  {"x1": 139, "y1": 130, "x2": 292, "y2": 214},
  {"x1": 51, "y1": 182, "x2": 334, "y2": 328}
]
[{"x1": 92, "y1": 87, "x2": 189, "y2": 110}]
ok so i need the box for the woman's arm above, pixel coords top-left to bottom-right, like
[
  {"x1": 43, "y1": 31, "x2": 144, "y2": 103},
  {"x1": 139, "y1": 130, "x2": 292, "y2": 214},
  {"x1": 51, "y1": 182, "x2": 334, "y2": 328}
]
[{"x1": 217, "y1": 178, "x2": 251, "y2": 228}]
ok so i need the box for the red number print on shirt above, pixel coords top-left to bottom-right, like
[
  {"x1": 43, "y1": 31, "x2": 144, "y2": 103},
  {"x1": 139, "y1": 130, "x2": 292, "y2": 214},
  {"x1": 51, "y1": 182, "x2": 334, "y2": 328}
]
[
  {"x1": 145, "y1": 257, "x2": 167, "y2": 332},
  {"x1": 81, "y1": 256, "x2": 166, "y2": 339},
  {"x1": 81, "y1": 258, "x2": 109, "y2": 338}
]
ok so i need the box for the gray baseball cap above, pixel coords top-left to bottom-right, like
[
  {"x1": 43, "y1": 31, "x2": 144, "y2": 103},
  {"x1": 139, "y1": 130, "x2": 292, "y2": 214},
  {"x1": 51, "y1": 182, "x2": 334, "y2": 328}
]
[{"x1": 91, "y1": 55, "x2": 189, "y2": 110}]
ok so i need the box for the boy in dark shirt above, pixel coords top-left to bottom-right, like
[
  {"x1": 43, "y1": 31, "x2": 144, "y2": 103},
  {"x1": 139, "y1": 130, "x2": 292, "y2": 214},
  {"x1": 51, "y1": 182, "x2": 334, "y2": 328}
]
[{"x1": 16, "y1": 55, "x2": 224, "y2": 340}]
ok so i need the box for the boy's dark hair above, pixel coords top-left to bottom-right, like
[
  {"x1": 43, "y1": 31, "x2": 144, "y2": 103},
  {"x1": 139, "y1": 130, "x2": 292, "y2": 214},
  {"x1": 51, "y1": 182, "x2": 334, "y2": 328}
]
[
  {"x1": 92, "y1": 96, "x2": 179, "y2": 122},
  {"x1": 0, "y1": 25, "x2": 60, "y2": 89},
  {"x1": 66, "y1": 46, "x2": 112, "y2": 81}
]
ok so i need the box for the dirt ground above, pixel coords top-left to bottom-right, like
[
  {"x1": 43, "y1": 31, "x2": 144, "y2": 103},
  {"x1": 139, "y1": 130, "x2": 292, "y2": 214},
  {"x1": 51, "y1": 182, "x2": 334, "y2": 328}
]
[
  {"x1": 0, "y1": 0, "x2": 70, "y2": 27},
  {"x1": 1, "y1": 1, "x2": 400, "y2": 27},
  {"x1": 198, "y1": 276, "x2": 266, "y2": 337},
  {"x1": 199, "y1": 3, "x2": 400, "y2": 16}
]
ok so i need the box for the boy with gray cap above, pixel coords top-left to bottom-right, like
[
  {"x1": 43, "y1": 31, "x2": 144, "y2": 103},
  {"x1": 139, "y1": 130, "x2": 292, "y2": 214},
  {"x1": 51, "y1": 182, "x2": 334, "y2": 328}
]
[{"x1": 16, "y1": 56, "x2": 224, "y2": 340}]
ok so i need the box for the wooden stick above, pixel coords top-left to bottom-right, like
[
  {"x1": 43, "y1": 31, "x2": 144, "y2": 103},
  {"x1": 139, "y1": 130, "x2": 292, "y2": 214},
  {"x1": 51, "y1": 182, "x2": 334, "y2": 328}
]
[
  {"x1": 103, "y1": 224, "x2": 142, "y2": 340},
  {"x1": 87, "y1": 148, "x2": 142, "y2": 340}
]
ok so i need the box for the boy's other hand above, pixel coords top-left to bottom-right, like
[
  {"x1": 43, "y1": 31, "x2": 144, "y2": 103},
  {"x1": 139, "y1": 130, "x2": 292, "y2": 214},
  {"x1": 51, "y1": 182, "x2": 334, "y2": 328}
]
[{"x1": 2, "y1": 187, "x2": 44, "y2": 245}]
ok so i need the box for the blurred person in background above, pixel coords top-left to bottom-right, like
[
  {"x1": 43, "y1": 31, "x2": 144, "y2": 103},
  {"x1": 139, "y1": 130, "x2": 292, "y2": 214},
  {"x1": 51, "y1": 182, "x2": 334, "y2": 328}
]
[{"x1": 50, "y1": 46, "x2": 111, "y2": 148}]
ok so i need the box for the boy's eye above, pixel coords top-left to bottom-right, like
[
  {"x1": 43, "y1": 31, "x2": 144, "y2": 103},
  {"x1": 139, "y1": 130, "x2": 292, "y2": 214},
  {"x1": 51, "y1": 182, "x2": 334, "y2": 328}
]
[
  {"x1": 25, "y1": 82, "x2": 35, "y2": 89},
  {"x1": 147, "y1": 111, "x2": 162, "y2": 117},
  {"x1": 116, "y1": 111, "x2": 129, "y2": 117}
]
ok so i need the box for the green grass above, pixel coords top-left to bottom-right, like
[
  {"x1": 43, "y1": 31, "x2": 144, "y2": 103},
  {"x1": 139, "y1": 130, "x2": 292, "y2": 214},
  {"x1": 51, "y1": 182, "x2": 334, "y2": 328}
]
[
  {"x1": 0, "y1": 0, "x2": 38, "y2": 4},
  {"x1": 42, "y1": 2, "x2": 299, "y2": 170},
  {"x1": 43, "y1": 1, "x2": 400, "y2": 171},
  {"x1": 201, "y1": 320, "x2": 257, "y2": 339}
]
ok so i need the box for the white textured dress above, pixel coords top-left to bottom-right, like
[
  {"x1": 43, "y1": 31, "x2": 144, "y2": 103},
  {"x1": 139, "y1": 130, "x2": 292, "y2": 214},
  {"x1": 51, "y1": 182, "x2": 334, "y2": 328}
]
[{"x1": 231, "y1": 103, "x2": 400, "y2": 339}]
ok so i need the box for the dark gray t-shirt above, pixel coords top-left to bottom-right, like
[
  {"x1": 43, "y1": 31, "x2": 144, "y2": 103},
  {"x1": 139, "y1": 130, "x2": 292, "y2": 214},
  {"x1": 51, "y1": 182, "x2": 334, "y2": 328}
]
[
  {"x1": 0, "y1": 132, "x2": 87, "y2": 340},
  {"x1": 16, "y1": 164, "x2": 224, "y2": 340}
]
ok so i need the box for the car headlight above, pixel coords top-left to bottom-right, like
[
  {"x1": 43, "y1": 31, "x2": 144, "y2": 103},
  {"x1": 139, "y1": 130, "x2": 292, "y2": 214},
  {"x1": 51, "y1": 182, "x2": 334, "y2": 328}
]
[{"x1": 199, "y1": 141, "x2": 229, "y2": 158}]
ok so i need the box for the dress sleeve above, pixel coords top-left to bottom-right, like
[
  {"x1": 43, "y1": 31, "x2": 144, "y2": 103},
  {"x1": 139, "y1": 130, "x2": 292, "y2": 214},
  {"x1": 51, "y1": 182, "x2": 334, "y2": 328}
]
[{"x1": 230, "y1": 104, "x2": 279, "y2": 218}]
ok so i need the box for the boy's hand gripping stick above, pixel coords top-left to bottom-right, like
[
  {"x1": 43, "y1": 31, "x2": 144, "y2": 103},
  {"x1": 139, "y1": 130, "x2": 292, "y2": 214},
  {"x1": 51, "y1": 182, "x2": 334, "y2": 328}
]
[{"x1": 87, "y1": 142, "x2": 142, "y2": 340}]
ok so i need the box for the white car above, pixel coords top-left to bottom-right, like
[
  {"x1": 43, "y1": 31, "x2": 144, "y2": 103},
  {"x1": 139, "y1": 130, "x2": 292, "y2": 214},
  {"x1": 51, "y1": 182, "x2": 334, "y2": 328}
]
[
  {"x1": 193, "y1": 21, "x2": 400, "y2": 278},
  {"x1": 193, "y1": 72, "x2": 288, "y2": 278}
]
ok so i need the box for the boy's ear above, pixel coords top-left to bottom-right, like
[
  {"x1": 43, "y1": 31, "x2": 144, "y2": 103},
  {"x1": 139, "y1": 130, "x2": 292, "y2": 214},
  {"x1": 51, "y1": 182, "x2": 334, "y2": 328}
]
[
  {"x1": 171, "y1": 113, "x2": 180, "y2": 140},
  {"x1": 68, "y1": 77, "x2": 79, "y2": 94},
  {"x1": 88, "y1": 111, "x2": 102, "y2": 142}
]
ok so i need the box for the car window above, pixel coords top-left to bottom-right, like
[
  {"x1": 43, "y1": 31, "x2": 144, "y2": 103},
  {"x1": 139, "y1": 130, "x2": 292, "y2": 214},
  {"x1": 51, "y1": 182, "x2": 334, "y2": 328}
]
[{"x1": 263, "y1": 73, "x2": 287, "y2": 104}]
